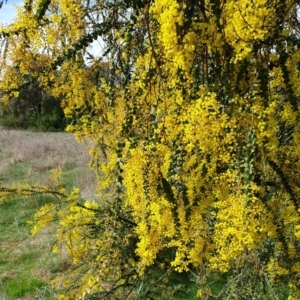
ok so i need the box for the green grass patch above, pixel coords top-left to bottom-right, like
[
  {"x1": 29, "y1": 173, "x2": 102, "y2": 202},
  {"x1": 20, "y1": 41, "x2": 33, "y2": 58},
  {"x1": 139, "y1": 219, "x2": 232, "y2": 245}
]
[
  {"x1": 12, "y1": 252, "x2": 35, "y2": 264},
  {"x1": 0, "y1": 195, "x2": 54, "y2": 243},
  {"x1": 5, "y1": 276, "x2": 47, "y2": 299},
  {"x1": 1, "y1": 162, "x2": 31, "y2": 183},
  {"x1": 0, "y1": 194, "x2": 59, "y2": 299}
]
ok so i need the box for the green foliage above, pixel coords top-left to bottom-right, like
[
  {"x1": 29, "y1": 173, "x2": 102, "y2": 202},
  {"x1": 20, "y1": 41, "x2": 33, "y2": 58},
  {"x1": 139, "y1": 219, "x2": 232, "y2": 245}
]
[
  {"x1": 170, "y1": 272, "x2": 199, "y2": 300},
  {"x1": 0, "y1": 115, "x2": 24, "y2": 128},
  {"x1": 0, "y1": 81, "x2": 66, "y2": 131}
]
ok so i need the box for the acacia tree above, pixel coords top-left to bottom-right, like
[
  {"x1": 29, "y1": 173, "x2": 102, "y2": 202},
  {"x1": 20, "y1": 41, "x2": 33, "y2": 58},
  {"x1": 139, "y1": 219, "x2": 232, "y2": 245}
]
[{"x1": 1, "y1": 0, "x2": 300, "y2": 299}]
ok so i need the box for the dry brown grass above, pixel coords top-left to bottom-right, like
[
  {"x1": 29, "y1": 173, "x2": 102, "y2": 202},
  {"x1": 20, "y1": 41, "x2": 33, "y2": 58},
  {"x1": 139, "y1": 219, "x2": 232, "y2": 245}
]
[{"x1": 0, "y1": 128, "x2": 97, "y2": 198}]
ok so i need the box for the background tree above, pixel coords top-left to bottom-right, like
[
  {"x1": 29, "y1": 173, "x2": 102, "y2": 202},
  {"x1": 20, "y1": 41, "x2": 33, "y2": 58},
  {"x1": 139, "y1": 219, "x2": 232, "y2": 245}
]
[
  {"x1": 1, "y1": 0, "x2": 300, "y2": 299},
  {"x1": 0, "y1": 77, "x2": 65, "y2": 130},
  {"x1": 0, "y1": 53, "x2": 66, "y2": 130}
]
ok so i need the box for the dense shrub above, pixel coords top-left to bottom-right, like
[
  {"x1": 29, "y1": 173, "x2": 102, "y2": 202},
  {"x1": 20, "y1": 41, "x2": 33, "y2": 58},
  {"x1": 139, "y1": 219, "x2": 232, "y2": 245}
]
[{"x1": 1, "y1": 0, "x2": 300, "y2": 299}]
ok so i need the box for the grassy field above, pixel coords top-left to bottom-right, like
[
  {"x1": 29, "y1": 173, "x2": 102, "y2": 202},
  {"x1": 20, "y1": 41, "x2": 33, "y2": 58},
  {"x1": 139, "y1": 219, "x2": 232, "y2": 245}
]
[{"x1": 0, "y1": 128, "x2": 97, "y2": 299}]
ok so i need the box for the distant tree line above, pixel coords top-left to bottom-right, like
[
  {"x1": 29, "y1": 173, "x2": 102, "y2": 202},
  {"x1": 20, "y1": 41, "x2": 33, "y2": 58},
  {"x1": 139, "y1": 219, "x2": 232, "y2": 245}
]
[{"x1": 0, "y1": 78, "x2": 66, "y2": 131}]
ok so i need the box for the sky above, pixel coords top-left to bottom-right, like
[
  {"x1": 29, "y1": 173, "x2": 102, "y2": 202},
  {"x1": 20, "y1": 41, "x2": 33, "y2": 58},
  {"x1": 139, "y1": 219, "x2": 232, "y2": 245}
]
[{"x1": 0, "y1": 0, "x2": 23, "y2": 25}]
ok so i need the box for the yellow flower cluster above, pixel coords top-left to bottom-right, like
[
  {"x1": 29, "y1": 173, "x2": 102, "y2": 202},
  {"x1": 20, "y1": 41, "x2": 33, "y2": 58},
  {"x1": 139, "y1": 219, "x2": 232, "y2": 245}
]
[{"x1": 1, "y1": 0, "x2": 300, "y2": 297}]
